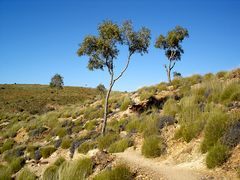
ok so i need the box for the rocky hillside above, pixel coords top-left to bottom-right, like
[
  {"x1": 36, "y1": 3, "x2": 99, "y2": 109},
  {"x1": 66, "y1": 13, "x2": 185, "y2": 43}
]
[{"x1": 0, "y1": 69, "x2": 239, "y2": 180}]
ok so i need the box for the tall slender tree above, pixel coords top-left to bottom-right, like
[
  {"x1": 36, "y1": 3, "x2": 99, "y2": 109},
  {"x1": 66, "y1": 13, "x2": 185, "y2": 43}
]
[
  {"x1": 155, "y1": 26, "x2": 189, "y2": 83},
  {"x1": 77, "y1": 20, "x2": 151, "y2": 135}
]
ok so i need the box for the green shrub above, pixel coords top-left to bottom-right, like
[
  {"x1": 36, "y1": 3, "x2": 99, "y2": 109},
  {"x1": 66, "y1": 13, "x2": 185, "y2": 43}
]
[
  {"x1": 107, "y1": 118, "x2": 128, "y2": 132},
  {"x1": 120, "y1": 97, "x2": 132, "y2": 111},
  {"x1": 84, "y1": 106, "x2": 104, "y2": 120},
  {"x1": 141, "y1": 113, "x2": 161, "y2": 137},
  {"x1": 125, "y1": 116, "x2": 142, "y2": 133},
  {"x1": 216, "y1": 71, "x2": 228, "y2": 79},
  {"x1": 16, "y1": 168, "x2": 37, "y2": 180},
  {"x1": 43, "y1": 165, "x2": 59, "y2": 180},
  {"x1": 1, "y1": 139, "x2": 15, "y2": 153},
  {"x1": 58, "y1": 158, "x2": 93, "y2": 180},
  {"x1": 78, "y1": 141, "x2": 96, "y2": 154},
  {"x1": 138, "y1": 86, "x2": 156, "y2": 101},
  {"x1": 54, "y1": 157, "x2": 66, "y2": 167},
  {"x1": 26, "y1": 145, "x2": 40, "y2": 160},
  {"x1": 61, "y1": 136, "x2": 72, "y2": 149},
  {"x1": 108, "y1": 138, "x2": 133, "y2": 153},
  {"x1": 55, "y1": 127, "x2": 67, "y2": 138},
  {"x1": 9, "y1": 157, "x2": 25, "y2": 173},
  {"x1": 93, "y1": 164, "x2": 134, "y2": 180},
  {"x1": 40, "y1": 146, "x2": 56, "y2": 158},
  {"x1": 142, "y1": 135, "x2": 164, "y2": 158},
  {"x1": 186, "y1": 74, "x2": 202, "y2": 85},
  {"x1": 0, "y1": 164, "x2": 11, "y2": 180},
  {"x1": 97, "y1": 133, "x2": 119, "y2": 150},
  {"x1": 201, "y1": 110, "x2": 228, "y2": 153},
  {"x1": 220, "y1": 82, "x2": 240, "y2": 103},
  {"x1": 162, "y1": 98, "x2": 179, "y2": 117},
  {"x1": 206, "y1": 144, "x2": 229, "y2": 169},
  {"x1": 84, "y1": 120, "x2": 98, "y2": 131}
]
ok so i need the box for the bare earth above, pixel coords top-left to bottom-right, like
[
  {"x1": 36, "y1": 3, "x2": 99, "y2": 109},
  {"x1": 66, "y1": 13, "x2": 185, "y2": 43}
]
[{"x1": 115, "y1": 148, "x2": 225, "y2": 180}]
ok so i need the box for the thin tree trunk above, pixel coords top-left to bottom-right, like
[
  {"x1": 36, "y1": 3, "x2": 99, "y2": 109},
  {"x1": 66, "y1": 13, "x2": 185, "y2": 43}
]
[
  {"x1": 102, "y1": 73, "x2": 114, "y2": 136},
  {"x1": 167, "y1": 67, "x2": 171, "y2": 83},
  {"x1": 101, "y1": 53, "x2": 132, "y2": 136}
]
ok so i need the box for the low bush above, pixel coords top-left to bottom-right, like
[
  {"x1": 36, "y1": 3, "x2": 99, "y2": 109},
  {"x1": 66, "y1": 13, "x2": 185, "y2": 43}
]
[
  {"x1": 142, "y1": 135, "x2": 164, "y2": 158},
  {"x1": 54, "y1": 157, "x2": 66, "y2": 167},
  {"x1": 9, "y1": 157, "x2": 25, "y2": 173},
  {"x1": 125, "y1": 116, "x2": 142, "y2": 133},
  {"x1": 84, "y1": 106, "x2": 104, "y2": 120},
  {"x1": 3, "y1": 146, "x2": 25, "y2": 163},
  {"x1": 97, "y1": 133, "x2": 119, "y2": 150},
  {"x1": 43, "y1": 165, "x2": 59, "y2": 180},
  {"x1": 26, "y1": 145, "x2": 41, "y2": 160},
  {"x1": 55, "y1": 127, "x2": 68, "y2": 138},
  {"x1": 120, "y1": 97, "x2": 132, "y2": 111},
  {"x1": 93, "y1": 164, "x2": 134, "y2": 180},
  {"x1": 78, "y1": 141, "x2": 96, "y2": 154},
  {"x1": 16, "y1": 168, "x2": 37, "y2": 180},
  {"x1": 40, "y1": 146, "x2": 56, "y2": 158},
  {"x1": 58, "y1": 158, "x2": 93, "y2": 180},
  {"x1": 158, "y1": 116, "x2": 176, "y2": 129},
  {"x1": 84, "y1": 120, "x2": 98, "y2": 131},
  {"x1": 107, "y1": 118, "x2": 128, "y2": 132},
  {"x1": 108, "y1": 138, "x2": 133, "y2": 153},
  {"x1": 1, "y1": 139, "x2": 15, "y2": 153},
  {"x1": 216, "y1": 71, "x2": 228, "y2": 79},
  {"x1": 61, "y1": 136, "x2": 72, "y2": 149},
  {"x1": 220, "y1": 82, "x2": 240, "y2": 103},
  {"x1": 201, "y1": 110, "x2": 228, "y2": 153},
  {"x1": 221, "y1": 120, "x2": 240, "y2": 148},
  {"x1": 0, "y1": 164, "x2": 11, "y2": 180},
  {"x1": 162, "y1": 99, "x2": 179, "y2": 117},
  {"x1": 206, "y1": 143, "x2": 229, "y2": 169}
]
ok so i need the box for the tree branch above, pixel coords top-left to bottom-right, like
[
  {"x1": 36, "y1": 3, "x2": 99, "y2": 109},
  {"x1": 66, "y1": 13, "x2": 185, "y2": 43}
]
[{"x1": 113, "y1": 52, "x2": 133, "y2": 82}]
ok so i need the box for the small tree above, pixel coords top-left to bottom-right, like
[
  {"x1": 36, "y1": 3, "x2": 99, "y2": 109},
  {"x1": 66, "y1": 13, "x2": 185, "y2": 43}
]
[
  {"x1": 50, "y1": 74, "x2": 64, "y2": 89},
  {"x1": 173, "y1": 71, "x2": 182, "y2": 78},
  {"x1": 155, "y1": 26, "x2": 189, "y2": 83},
  {"x1": 77, "y1": 20, "x2": 150, "y2": 135},
  {"x1": 96, "y1": 84, "x2": 106, "y2": 97}
]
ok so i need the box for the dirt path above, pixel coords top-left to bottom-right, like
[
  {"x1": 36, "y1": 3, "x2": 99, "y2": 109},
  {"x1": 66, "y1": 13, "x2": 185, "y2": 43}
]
[{"x1": 115, "y1": 148, "x2": 212, "y2": 180}]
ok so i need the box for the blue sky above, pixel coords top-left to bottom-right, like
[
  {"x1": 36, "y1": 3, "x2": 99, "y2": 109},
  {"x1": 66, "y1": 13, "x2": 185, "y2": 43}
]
[{"x1": 0, "y1": 0, "x2": 239, "y2": 91}]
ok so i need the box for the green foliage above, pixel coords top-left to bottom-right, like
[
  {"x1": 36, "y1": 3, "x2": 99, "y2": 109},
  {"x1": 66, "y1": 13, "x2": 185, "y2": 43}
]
[
  {"x1": 108, "y1": 138, "x2": 133, "y2": 153},
  {"x1": 54, "y1": 157, "x2": 66, "y2": 167},
  {"x1": 174, "y1": 96, "x2": 206, "y2": 142},
  {"x1": 26, "y1": 145, "x2": 40, "y2": 160},
  {"x1": 43, "y1": 165, "x2": 59, "y2": 180},
  {"x1": 216, "y1": 71, "x2": 228, "y2": 79},
  {"x1": 55, "y1": 127, "x2": 68, "y2": 138},
  {"x1": 58, "y1": 158, "x2": 93, "y2": 180},
  {"x1": 206, "y1": 144, "x2": 229, "y2": 169},
  {"x1": 107, "y1": 118, "x2": 128, "y2": 132},
  {"x1": 9, "y1": 157, "x2": 25, "y2": 173},
  {"x1": 162, "y1": 98, "x2": 179, "y2": 117},
  {"x1": 84, "y1": 106, "x2": 104, "y2": 120},
  {"x1": 142, "y1": 135, "x2": 164, "y2": 158},
  {"x1": 16, "y1": 168, "x2": 37, "y2": 180},
  {"x1": 0, "y1": 164, "x2": 11, "y2": 180},
  {"x1": 220, "y1": 81, "x2": 240, "y2": 103},
  {"x1": 155, "y1": 26, "x2": 189, "y2": 82},
  {"x1": 96, "y1": 84, "x2": 106, "y2": 97},
  {"x1": 125, "y1": 115, "x2": 142, "y2": 133},
  {"x1": 61, "y1": 136, "x2": 72, "y2": 149},
  {"x1": 78, "y1": 141, "x2": 96, "y2": 154},
  {"x1": 201, "y1": 110, "x2": 229, "y2": 153},
  {"x1": 40, "y1": 146, "x2": 56, "y2": 158},
  {"x1": 93, "y1": 164, "x2": 134, "y2": 180},
  {"x1": 3, "y1": 146, "x2": 26, "y2": 163},
  {"x1": 50, "y1": 74, "x2": 64, "y2": 89},
  {"x1": 138, "y1": 86, "x2": 157, "y2": 101},
  {"x1": 97, "y1": 133, "x2": 119, "y2": 150},
  {"x1": 120, "y1": 97, "x2": 132, "y2": 111},
  {"x1": 1, "y1": 139, "x2": 15, "y2": 153},
  {"x1": 84, "y1": 120, "x2": 98, "y2": 131}
]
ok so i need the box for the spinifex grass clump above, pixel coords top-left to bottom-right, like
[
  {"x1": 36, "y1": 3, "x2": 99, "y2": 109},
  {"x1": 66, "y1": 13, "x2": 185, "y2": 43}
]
[
  {"x1": 108, "y1": 138, "x2": 133, "y2": 153},
  {"x1": 16, "y1": 168, "x2": 37, "y2": 180},
  {"x1": 93, "y1": 164, "x2": 134, "y2": 180},
  {"x1": 206, "y1": 143, "x2": 229, "y2": 169},
  {"x1": 142, "y1": 135, "x2": 164, "y2": 158}
]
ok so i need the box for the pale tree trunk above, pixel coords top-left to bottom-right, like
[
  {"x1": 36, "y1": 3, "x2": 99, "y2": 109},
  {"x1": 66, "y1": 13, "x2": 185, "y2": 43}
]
[
  {"x1": 101, "y1": 53, "x2": 132, "y2": 136},
  {"x1": 102, "y1": 73, "x2": 114, "y2": 136}
]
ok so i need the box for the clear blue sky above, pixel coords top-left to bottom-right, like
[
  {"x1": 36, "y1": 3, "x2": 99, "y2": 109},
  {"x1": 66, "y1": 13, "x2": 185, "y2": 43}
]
[{"x1": 0, "y1": 0, "x2": 239, "y2": 91}]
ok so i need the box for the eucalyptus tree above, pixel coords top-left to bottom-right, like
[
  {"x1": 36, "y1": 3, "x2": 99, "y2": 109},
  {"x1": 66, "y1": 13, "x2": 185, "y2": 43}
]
[
  {"x1": 50, "y1": 74, "x2": 64, "y2": 89},
  {"x1": 77, "y1": 20, "x2": 151, "y2": 135},
  {"x1": 155, "y1": 26, "x2": 189, "y2": 83}
]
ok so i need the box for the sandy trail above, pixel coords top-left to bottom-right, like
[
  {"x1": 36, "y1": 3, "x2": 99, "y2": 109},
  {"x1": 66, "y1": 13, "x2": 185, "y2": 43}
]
[{"x1": 115, "y1": 148, "x2": 211, "y2": 180}]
